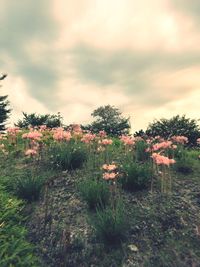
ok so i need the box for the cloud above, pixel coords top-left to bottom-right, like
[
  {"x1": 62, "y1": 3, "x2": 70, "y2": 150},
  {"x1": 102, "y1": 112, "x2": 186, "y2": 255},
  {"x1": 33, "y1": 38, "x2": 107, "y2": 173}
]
[
  {"x1": 172, "y1": 0, "x2": 200, "y2": 24},
  {"x1": 0, "y1": 0, "x2": 60, "y2": 107},
  {"x1": 70, "y1": 44, "x2": 200, "y2": 106},
  {"x1": 0, "y1": 0, "x2": 199, "y2": 131},
  {"x1": 0, "y1": 76, "x2": 49, "y2": 126}
]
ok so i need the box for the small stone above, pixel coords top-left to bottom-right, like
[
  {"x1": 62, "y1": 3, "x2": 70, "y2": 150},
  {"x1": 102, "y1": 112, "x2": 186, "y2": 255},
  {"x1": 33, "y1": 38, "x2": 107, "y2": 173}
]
[{"x1": 128, "y1": 244, "x2": 139, "y2": 252}]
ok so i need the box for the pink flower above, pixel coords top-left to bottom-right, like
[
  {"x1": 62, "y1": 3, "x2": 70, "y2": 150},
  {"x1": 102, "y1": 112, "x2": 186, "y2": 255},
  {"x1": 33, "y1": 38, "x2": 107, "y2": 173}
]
[
  {"x1": 152, "y1": 141, "x2": 172, "y2": 151},
  {"x1": 63, "y1": 131, "x2": 72, "y2": 141},
  {"x1": 171, "y1": 136, "x2": 188, "y2": 144},
  {"x1": 81, "y1": 133, "x2": 96, "y2": 143},
  {"x1": 39, "y1": 125, "x2": 47, "y2": 131},
  {"x1": 102, "y1": 164, "x2": 117, "y2": 171},
  {"x1": 120, "y1": 135, "x2": 135, "y2": 145},
  {"x1": 103, "y1": 172, "x2": 117, "y2": 180},
  {"x1": 100, "y1": 139, "x2": 113, "y2": 145},
  {"x1": 22, "y1": 131, "x2": 43, "y2": 141},
  {"x1": 98, "y1": 130, "x2": 107, "y2": 138},
  {"x1": 53, "y1": 129, "x2": 71, "y2": 141},
  {"x1": 197, "y1": 138, "x2": 200, "y2": 145},
  {"x1": 72, "y1": 124, "x2": 82, "y2": 135},
  {"x1": 25, "y1": 149, "x2": 37, "y2": 156},
  {"x1": 7, "y1": 127, "x2": 20, "y2": 135},
  {"x1": 22, "y1": 133, "x2": 28, "y2": 139},
  {"x1": 151, "y1": 153, "x2": 176, "y2": 166}
]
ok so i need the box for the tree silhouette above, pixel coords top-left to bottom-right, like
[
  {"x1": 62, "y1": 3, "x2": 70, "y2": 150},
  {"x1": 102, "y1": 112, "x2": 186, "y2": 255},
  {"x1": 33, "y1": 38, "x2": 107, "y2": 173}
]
[{"x1": 0, "y1": 74, "x2": 11, "y2": 131}]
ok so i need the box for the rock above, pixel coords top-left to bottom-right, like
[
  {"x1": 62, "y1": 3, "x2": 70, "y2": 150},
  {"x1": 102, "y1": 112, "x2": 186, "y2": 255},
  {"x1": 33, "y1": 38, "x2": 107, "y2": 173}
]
[{"x1": 128, "y1": 244, "x2": 139, "y2": 252}]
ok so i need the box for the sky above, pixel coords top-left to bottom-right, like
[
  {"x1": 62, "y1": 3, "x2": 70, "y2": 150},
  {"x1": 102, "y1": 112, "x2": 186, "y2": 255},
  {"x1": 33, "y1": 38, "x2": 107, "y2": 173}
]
[{"x1": 0, "y1": 0, "x2": 200, "y2": 132}]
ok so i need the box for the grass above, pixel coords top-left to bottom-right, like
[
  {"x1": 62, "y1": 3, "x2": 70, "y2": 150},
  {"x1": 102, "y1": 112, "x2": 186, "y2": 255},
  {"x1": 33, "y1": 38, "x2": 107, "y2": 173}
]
[
  {"x1": 90, "y1": 199, "x2": 128, "y2": 245},
  {"x1": 120, "y1": 162, "x2": 153, "y2": 191},
  {"x1": 1, "y1": 135, "x2": 200, "y2": 266},
  {"x1": 0, "y1": 185, "x2": 39, "y2": 267},
  {"x1": 78, "y1": 177, "x2": 110, "y2": 210}
]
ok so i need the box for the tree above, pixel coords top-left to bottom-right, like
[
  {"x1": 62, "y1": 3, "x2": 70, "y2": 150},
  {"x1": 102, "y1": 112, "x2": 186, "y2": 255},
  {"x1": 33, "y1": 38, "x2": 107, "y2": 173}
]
[
  {"x1": 0, "y1": 74, "x2": 11, "y2": 131},
  {"x1": 15, "y1": 112, "x2": 63, "y2": 128},
  {"x1": 146, "y1": 115, "x2": 200, "y2": 146},
  {"x1": 89, "y1": 105, "x2": 131, "y2": 136},
  {"x1": 134, "y1": 129, "x2": 146, "y2": 138}
]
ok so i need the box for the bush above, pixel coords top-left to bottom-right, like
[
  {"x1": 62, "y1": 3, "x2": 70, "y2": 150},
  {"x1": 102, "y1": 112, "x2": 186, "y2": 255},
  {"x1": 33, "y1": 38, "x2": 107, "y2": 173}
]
[
  {"x1": 79, "y1": 178, "x2": 110, "y2": 210},
  {"x1": 14, "y1": 171, "x2": 45, "y2": 202},
  {"x1": 121, "y1": 162, "x2": 153, "y2": 191},
  {"x1": 48, "y1": 142, "x2": 87, "y2": 171},
  {"x1": 91, "y1": 200, "x2": 128, "y2": 244},
  {"x1": 0, "y1": 186, "x2": 39, "y2": 266},
  {"x1": 186, "y1": 149, "x2": 200, "y2": 160},
  {"x1": 174, "y1": 157, "x2": 194, "y2": 174},
  {"x1": 135, "y1": 140, "x2": 150, "y2": 162},
  {"x1": 146, "y1": 115, "x2": 200, "y2": 147},
  {"x1": 173, "y1": 148, "x2": 194, "y2": 174}
]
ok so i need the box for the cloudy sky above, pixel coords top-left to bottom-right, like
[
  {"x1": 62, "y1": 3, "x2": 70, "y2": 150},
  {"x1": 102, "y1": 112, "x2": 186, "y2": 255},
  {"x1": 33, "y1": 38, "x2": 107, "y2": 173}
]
[{"x1": 0, "y1": 0, "x2": 200, "y2": 131}]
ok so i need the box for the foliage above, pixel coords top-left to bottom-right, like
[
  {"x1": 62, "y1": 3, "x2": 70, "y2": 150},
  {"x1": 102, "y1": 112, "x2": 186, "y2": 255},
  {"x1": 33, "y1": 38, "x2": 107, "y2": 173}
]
[
  {"x1": 48, "y1": 141, "x2": 88, "y2": 171},
  {"x1": 134, "y1": 129, "x2": 146, "y2": 138},
  {"x1": 14, "y1": 170, "x2": 45, "y2": 202},
  {"x1": 88, "y1": 105, "x2": 130, "y2": 137},
  {"x1": 135, "y1": 140, "x2": 150, "y2": 162},
  {"x1": 15, "y1": 112, "x2": 63, "y2": 128},
  {"x1": 79, "y1": 177, "x2": 110, "y2": 210},
  {"x1": 174, "y1": 155, "x2": 194, "y2": 174},
  {"x1": 121, "y1": 162, "x2": 153, "y2": 191},
  {"x1": 91, "y1": 199, "x2": 128, "y2": 244},
  {"x1": 0, "y1": 186, "x2": 39, "y2": 266},
  {"x1": 186, "y1": 149, "x2": 200, "y2": 160},
  {"x1": 0, "y1": 74, "x2": 11, "y2": 132},
  {"x1": 146, "y1": 115, "x2": 200, "y2": 146}
]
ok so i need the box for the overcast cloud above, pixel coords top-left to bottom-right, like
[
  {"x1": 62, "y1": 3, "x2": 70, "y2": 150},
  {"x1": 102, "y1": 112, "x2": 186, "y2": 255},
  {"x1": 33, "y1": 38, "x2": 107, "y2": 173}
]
[{"x1": 0, "y1": 0, "x2": 200, "y2": 131}]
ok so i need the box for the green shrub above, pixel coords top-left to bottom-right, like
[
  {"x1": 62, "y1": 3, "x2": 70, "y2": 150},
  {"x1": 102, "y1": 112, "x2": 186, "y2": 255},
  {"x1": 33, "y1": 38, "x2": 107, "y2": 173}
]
[
  {"x1": 174, "y1": 157, "x2": 194, "y2": 174},
  {"x1": 91, "y1": 200, "x2": 128, "y2": 244},
  {"x1": 186, "y1": 149, "x2": 200, "y2": 160},
  {"x1": 174, "y1": 149, "x2": 194, "y2": 174},
  {"x1": 121, "y1": 162, "x2": 153, "y2": 191},
  {"x1": 79, "y1": 178, "x2": 110, "y2": 210},
  {"x1": 0, "y1": 186, "x2": 39, "y2": 266},
  {"x1": 112, "y1": 137, "x2": 121, "y2": 148},
  {"x1": 146, "y1": 115, "x2": 200, "y2": 147},
  {"x1": 48, "y1": 142, "x2": 87, "y2": 171},
  {"x1": 14, "y1": 171, "x2": 44, "y2": 202},
  {"x1": 135, "y1": 140, "x2": 150, "y2": 162}
]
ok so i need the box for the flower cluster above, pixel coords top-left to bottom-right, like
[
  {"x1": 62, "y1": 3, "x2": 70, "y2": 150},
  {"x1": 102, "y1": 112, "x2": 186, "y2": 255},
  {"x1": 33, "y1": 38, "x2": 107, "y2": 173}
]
[
  {"x1": 152, "y1": 141, "x2": 172, "y2": 151},
  {"x1": 22, "y1": 131, "x2": 43, "y2": 141},
  {"x1": 81, "y1": 133, "x2": 96, "y2": 143},
  {"x1": 39, "y1": 125, "x2": 47, "y2": 131},
  {"x1": 171, "y1": 135, "x2": 188, "y2": 144},
  {"x1": 120, "y1": 135, "x2": 135, "y2": 145},
  {"x1": 151, "y1": 153, "x2": 176, "y2": 166},
  {"x1": 102, "y1": 164, "x2": 118, "y2": 180},
  {"x1": 25, "y1": 149, "x2": 37, "y2": 156},
  {"x1": 99, "y1": 139, "x2": 113, "y2": 145},
  {"x1": 53, "y1": 128, "x2": 71, "y2": 141},
  {"x1": 72, "y1": 124, "x2": 83, "y2": 136},
  {"x1": 98, "y1": 130, "x2": 107, "y2": 138},
  {"x1": 7, "y1": 127, "x2": 21, "y2": 135}
]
